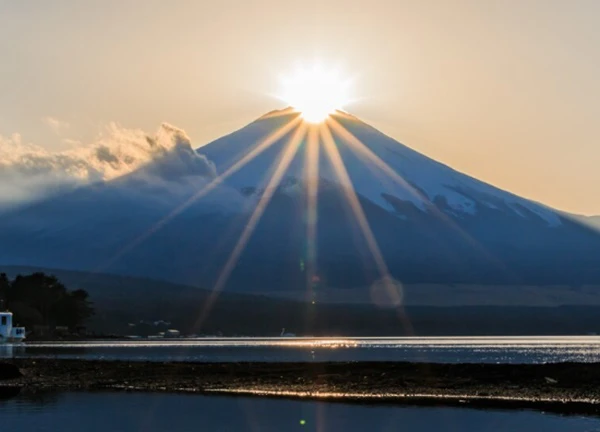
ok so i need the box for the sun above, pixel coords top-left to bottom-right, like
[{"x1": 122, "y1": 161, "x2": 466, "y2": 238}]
[{"x1": 280, "y1": 65, "x2": 352, "y2": 123}]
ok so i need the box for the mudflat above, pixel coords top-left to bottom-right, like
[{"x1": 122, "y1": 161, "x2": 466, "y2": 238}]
[{"x1": 2, "y1": 359, "x2": 600, "y2": 415}]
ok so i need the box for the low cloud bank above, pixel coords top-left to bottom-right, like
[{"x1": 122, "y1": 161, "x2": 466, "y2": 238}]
[{"x1": 0, "y1": 123, "x2": 217, "y2": 208}]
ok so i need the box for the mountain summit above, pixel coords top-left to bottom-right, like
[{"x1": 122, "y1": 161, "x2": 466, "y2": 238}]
[
  {"x1": 200, "y1": 109, "x2": 560, "y2": 227},
  {"x1": 1, "y1": 109, "x2": 599, "y2": 297}
]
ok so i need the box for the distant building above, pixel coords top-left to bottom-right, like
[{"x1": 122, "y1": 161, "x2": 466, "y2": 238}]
[{"x1": 0, "y1": 312, "x2": 26, "y2": 342}]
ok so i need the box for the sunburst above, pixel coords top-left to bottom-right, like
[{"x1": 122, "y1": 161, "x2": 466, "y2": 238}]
[{"x1": 279, "y1": 64, "x2": 352, "y2": 123}]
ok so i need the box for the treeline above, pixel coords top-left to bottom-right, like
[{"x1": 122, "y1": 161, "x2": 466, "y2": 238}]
[{"x1": 0, "y1": 272, "x2": 94, "y2": 331}]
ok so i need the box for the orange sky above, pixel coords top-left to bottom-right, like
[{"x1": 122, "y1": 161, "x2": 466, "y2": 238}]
[{"x1": 1, "y1": 0, "x2": 599, "y2": 214}]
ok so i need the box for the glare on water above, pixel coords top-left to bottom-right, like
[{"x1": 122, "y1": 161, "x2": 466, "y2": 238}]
[{"x1": 6, "y1": 336, "x2": 600, "y2": 364}]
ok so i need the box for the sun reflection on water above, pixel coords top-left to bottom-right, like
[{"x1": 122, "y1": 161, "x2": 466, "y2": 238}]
[{"x1": 272, "y1": 339, "x2": 359, "y2": 349}]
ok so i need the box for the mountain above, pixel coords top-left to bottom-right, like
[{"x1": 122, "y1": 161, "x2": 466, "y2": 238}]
[
  {"x1": 1, "y1": 109, "x2": 600, "y2": 301},
  {"x1": 584, "y1": 216, "x2": 600, "y2": 230},
  {"x1": 564, "y1": 214, "x2": 600, "y2": 231},
  {"x1": 201, "y1": 109, "x2": 561, "y2": 226}
]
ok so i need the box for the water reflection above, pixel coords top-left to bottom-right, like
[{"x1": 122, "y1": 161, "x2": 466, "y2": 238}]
[
  {"x1": 0, "y1": 392, "x2": 598, "y2": 431},
  {"x1": 0, "y1": 389, "x2": 59, "y2": 408},
  {"x1": 0, "y1": 345, "x2": 14, "y2": 359},
  {"x1": 0, "y1": 386, "x2": 20, "y2": 401},
  {"x1": 9, "y1": 336, "x2": 600, "y2": 363}
]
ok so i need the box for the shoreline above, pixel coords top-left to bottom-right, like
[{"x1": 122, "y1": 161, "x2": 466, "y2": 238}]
[{"x1": 3, "y1": 359, "x2": 600, "y2": 415}]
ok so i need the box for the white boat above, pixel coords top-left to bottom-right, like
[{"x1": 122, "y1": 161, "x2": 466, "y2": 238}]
[{"x1": 0, "y1": 311, "x2": 26, "y2": 343}]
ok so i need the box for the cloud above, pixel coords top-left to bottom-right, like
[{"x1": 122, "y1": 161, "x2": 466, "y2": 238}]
[
  {"x1": 41, "y1": 116, "x2": 70, "y2": 135},
  {"x1": 0, "y1": 122, "x2": 217, "y2": 209},
  {"x1": 62, "y1": 138, "x2": 83, "y2": 148}
]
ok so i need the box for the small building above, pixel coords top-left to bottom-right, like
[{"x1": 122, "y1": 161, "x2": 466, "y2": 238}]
[{"x1": 0, "y1": 312, "x2": 26, "y2": 343}]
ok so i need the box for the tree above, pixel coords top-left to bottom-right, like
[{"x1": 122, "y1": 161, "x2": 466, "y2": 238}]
[
  {"x1": 0, "y1": 273, "x2": 9, "y2": 307},
  {"x1": 5, "y1": 272, "x2": 94, "y2": 331},
  {"x1": 9, "y1": 273, "x2": 65, "y2": 326},
  {"x1": 55, "y1": 289, "x2": 94, "y2": 329}
]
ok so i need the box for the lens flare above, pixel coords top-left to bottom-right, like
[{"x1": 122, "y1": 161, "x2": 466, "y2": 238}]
[{"x1": 280, "y1": 65, "x2": 352, "y2": 123}]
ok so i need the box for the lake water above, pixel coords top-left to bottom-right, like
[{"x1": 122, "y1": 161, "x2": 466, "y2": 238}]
[
  {"x1": 0, "y1": 391, "x2": 599, "y2": 431},
  {"x1": 3, "y1": 336, "x2": 600, "y2": 363}
]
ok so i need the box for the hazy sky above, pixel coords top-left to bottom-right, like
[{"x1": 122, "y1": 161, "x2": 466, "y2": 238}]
[{"x1": 1, "y1": 0, "x2": 599, "y2": 215}]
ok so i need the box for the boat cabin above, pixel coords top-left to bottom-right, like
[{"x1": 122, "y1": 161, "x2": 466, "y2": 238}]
[{"x1": 0, "y1": 312, "x2": 26, "y2": 342}]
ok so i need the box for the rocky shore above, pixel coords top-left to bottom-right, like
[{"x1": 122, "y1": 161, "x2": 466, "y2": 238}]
[{"x1": 2, "y1": 359, "x2": 600, "y2": 415}]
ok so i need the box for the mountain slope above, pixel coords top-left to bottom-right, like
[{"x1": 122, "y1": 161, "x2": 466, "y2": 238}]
[
  {"x1": 1, "y1": 110, "x2": 600, "y2": 297},
  {"x1": 585, "y1": 216, "x2": 600, "y2": 230},
  {"x1": 199, "y1": 110, "x2": 560, "y2": 226}
]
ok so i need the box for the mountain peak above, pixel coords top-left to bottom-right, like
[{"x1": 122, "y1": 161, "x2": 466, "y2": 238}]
[
  {"x1": 5, "y1": 109, "x2": 600, "y2": 292},
  {"x1": 198, "y1": 108, "x2": 561, "y2": 227},
  {"x1": 255, "y1": 107, "x2": 298, "y2": 121},
  {"x1": 254, "y1": 107, "x2": 363, "y2": 127}
]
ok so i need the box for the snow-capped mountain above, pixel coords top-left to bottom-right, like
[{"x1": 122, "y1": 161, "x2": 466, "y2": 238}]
[
  {"x1": 584, "y1": 216, "x2": 600, "y2": 230},
  {"x1": 199, "y1": 109, "x2": 560, "y2": 227},
  {"x1": 1, "y1": 109, "x2": 599, "y2": 296}
]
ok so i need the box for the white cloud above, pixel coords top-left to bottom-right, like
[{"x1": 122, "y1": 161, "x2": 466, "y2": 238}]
[
  {"x1": 61, "y1": 138, "x2": 82, "y2": 148},
  {"x1": 41, "y1": 116, "x2": 70, "y2": 135},
  {"x1": 0, "y1": 122, "x2": 217, "y2": 209}
]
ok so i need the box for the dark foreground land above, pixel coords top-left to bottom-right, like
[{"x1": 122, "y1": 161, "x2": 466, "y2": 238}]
[{"x1": 2, "y1": 359, "x2": 600, "y2": 415}]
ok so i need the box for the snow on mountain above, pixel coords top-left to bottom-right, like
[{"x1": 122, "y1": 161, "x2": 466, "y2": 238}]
[
  {"x1": 572, "y1": 215, "x2": 600, "y2": 231},
  {"x1": 197, "y1": 109, "x2": 561, "y2": 227},
  {"x1": 1, "y1": 109, "x2": 599, "y2": 293}
]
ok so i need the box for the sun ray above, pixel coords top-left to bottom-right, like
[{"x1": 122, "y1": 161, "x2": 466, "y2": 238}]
[
  {"x1": 320, "y1": 125, "x2": 388, "y2": 278},
  {"x1": 304, "y1": 124, "x2": 320, "y2": 302},
  {"x1": 191, "y1": 123, "x2": 308, "y2": 332},
  {"x1": 327, "y1": 116, "x2": 517, "y2": 281},
  {"x1": 94, "y1": 116, "x2": 303, "y2": 274},
  {"x1": 327, "y1": 117, "x2": 424, "y2": 202},
  {"x1": 320, "y1": 123, "x2": 414, "y2": 334}
]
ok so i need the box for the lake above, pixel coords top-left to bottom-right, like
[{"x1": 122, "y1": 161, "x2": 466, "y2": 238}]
[
  {"x1": 0, "y1": 391, "x2": 598, "y2": 431},
  {"x1": 3, "y1": 336, "x2": 600, "y2": 363}
]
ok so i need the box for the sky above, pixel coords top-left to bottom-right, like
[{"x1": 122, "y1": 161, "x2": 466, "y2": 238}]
[{"x1": 1, "y1": 0, "x2": 599, "y2": 215}]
